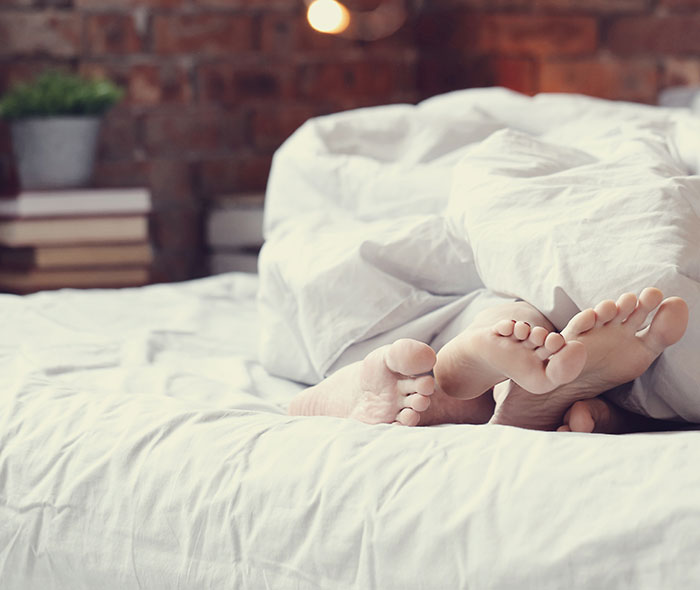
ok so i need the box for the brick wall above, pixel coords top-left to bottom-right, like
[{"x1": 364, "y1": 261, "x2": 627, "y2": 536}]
[
  {"x1": 0, "y1": 1, "x2": 417, "y2": 281},
  {"x1": 1, "y1": 0, "x2": 699, "y2": 281},
  {"x1": 416, "y1": 0, "x2": 700, "y2": 101}
]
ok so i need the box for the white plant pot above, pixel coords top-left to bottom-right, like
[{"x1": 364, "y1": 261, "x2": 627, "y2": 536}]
[{"x1": 10, "y1": 116, "x2": 102, "y2": 190}]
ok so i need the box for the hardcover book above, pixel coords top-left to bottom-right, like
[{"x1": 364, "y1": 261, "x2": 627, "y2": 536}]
[
  {"x1": 0, "y1": 188, "x2": 151, "y2": 218},
  {"x1": 0, "y1": 216, "x2": 149, "y2": 246},
  {"x1": 0, "y1": 243, "x2": 153, "y2": 269}
]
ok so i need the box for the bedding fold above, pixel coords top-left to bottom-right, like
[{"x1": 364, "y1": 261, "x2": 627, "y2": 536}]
[{"x1": 259, "y1": 87, "x2": 700, "y2": 421}]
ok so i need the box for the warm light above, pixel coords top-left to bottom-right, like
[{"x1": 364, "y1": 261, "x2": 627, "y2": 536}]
[{"x1": 307, "y1": 0, "x2": 350, "y2": 35}]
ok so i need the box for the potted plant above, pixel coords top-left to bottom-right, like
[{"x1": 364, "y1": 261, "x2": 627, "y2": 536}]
[{"x1": 0, "y1": 71, "x2": 124, "y2": 190}]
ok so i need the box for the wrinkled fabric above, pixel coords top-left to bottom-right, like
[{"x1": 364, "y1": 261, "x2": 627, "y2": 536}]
[
  {"x1": 259, "y1": 87, "x2": 700, "y2": 421},
  {"x1": 3, "y1": 273, "x2": 700, "y2": 588}
]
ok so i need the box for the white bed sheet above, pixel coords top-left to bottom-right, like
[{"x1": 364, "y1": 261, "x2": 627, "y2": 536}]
[{"x1": 2, "y1": 273, "x2": 700, "y2": 589}]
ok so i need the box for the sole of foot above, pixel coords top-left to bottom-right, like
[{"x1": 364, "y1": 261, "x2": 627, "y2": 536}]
[
  {"x1": 491, "y1": 288, "x2": 689, "y2": 431},
  {"x1": 289, "y1": 338, "x2": 437, "y2": 426},
  {"x1": 355, "y1": 339, "x2": 437, "y2": 426},
  {"x1": 435, "y1": 319, "x2": 586, "y2": 400}
]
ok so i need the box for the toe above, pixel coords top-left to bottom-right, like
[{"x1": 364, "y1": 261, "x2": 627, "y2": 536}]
[
  {"x1": 612, "y1": 292, "x2": 637, "y2": 324},
  {"x1": 415, "y1": 375, "x2": 435, "y2": 395},
  {"x1": 535, "y1": 332, "x2": 566, "y2": 361},
  {"x1": 494, "y1": 319, "x2": 515, "y2": 336},
  {"x1": 624, "y1": 287, "x2": 664, "y2": 330},
  {"x1": 535, "y1": 331, "x2": 564, "y2": 360},
  {"x1": 526, "y1": 326, "x2": 548, "y2": 349},
  {"x1": 567, "y1": 401, "x2": 596, "y2": 433},
  {"x1": 543, "y1": 340, "x2": 586, "y2": 390},
  {"x1": 513, "y1": 321, "x2": 531, "y2": 341},
  {"x1": 404, "y1": 393, "x2": 431, "y2": 412},
  {"x1": 562, "y1": 308, "x2": 596, "y2": 338},
  {"x1": 638, "y1": 296, "x2": 689, "y2": 353},
  {"x1": 385, "y1": 339, "x2": 436, "y2": 377},
  {"x1": 544, "y1": 332, "x2": 565, "y2": 354},
  {"x1": 395, "y1": 408, "x2": 421, "y2": 426},
  {"x1": 594, "y1": 300, "x2": 617, "y2": 326},
  {"x1": 397, "y1": 375, "x2": 435, "y2": 396},
  {"x1": 639, "y1": 287, "x2": 664, "y2": 309}
]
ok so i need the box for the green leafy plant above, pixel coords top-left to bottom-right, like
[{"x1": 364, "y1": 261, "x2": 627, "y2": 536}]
[{"x1": 0, "y1": 71, "x2": 124, "y2": 120}]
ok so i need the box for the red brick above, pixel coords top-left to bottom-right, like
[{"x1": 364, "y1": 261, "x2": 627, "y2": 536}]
[
  {"x1": 193, "y1": 0, "x2": 289, "y2": 6},
  {"x1": 78, "y1": 62, "x2": 131, "y2": 97},
  {"x1": 416, "y1": 54, "x2": 474, "y2": 97},
  {"x1": 300, "y1": 13, "x2": 412, "y2": 52},
  {"x1": 250, "y1": 104, "x2": 317, "y2": 152},
  {"x1": 260, "y1": 10, "x2": 302, "y2": 55},
  {"x1": 98, "y1": 111, "x2": 139, "y2": 161},
  {"x1": 86, "y1": 14, "x2": 144, "y2": 55},
  {"x1": 347, "y1": 0, "x2": 383, "y2": 9},
  {"x1": 143, "y1": 107, "x2": 247, "y2": 157},
  {"x1": 75, "y1": 0, "x2": 184, "y2": 8},
  {"x1": 0, "y1": 12, "x2": 83, "y2": 57},
  {"x1": 296, "y1": 59, "x2": 413, "y2": 100},
  {"x1": 413, "y1": 10, "x2": 481, "y2": 50},
  {"x1": 198, "y1": 154, "x2": 272, "y2": 196},
  {"x1": 92, "y1": 159, "x2": 149, "y2": 188},
  {"x1": 80, "y1": 62, "x2": 191, "y2": 107},
  {"x1": 197, "y1": 63, "x2": 294, "y2": 104},
  {"x1": 490, "y1": 57, "x2": 538, "y2": 95},
  {"x1": 539, "y1": 58, "x2": 658, "y2": 102},
  {"x1": 261, "y1": 8, "x2": 411, "y2": 54},
  {"x1": 534, "y1": 0, "x2": 648, "y2": 11},
  {"x1": 608, "y1": 15, "x2": 700, "y2": 55},
  {"x1": 417, "y1": 53, "x2": 535, "y2": 97},
  {"x1": 478, "y1": 14, "x2": 598, "y2": 57},
  {"x1": 660, "y1": 0, "x2": 700, "y2": 10},
  {"x1": 417, "y1": 0, "x2": 532, "y2": 8},
  {"x1": 153, "y1": 14, "x2": 255, "y2": 55},
  {"x1": 129, "y1": 63, "x2": 192, "y2": 106},
  {"x1": 0, "y1": 61, "x2": 65, "y2": 94}
]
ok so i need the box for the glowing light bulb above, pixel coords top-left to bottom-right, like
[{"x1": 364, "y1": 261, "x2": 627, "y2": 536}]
[{"x1": 307, "y1": 0, "x2": 350, "y2": 35}]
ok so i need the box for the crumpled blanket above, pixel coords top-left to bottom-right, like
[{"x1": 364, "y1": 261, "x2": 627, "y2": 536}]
[{"x1": 258, "y1": 87, "x2": 700, "y2": 422}]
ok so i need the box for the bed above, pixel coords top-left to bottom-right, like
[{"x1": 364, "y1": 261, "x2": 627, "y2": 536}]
[{"x1": 3, "y1": 88, "x2": 700, "y2": 588}]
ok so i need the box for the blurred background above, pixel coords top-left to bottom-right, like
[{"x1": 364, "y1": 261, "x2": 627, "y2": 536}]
[{"x1": 0, "y1": 0, "x2": 698, "y2": 283}]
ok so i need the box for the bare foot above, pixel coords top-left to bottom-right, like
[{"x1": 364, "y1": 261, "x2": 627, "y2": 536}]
[
  {"x1": 558, "y1": 397, "x2": 629, "y2": 434},
  {"x1": 419, "y1": 388, "x2": 496, "y2": 426},
  {"x1": 434, "y1": 317, "x2": 586, "y2": 400},
  {"x1": 288, "y1": 339, "x2": 437, "y2": 426},
  {"x1": 491, "y1": 288, "x2": 689, "y2": 431},
  {"x1": 559, "y1": 396, "x2": 698, "y2": 434}
]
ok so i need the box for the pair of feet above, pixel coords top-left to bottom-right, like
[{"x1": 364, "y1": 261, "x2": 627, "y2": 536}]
[{"x1": 289, "y1": 288, "x2": 689, "y2": 433}]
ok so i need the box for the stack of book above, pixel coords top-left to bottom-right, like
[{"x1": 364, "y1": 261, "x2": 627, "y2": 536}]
[
  {"x1": 0, "y1": 187, "x2": 153, "y2": 294},
  {"x1": 206, "y1": 193, "x2": 264, "y2": 274}
]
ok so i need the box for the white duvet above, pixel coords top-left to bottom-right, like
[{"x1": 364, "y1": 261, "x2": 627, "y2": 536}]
[
  {"x1": 259, "y1": 87, "x2": 700, "y2": 421},
  {"x1": 2, "y1": 274, "x2": 700, "y2": 588}
]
